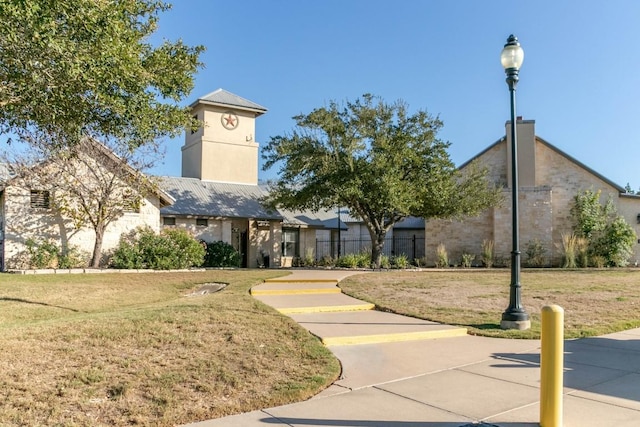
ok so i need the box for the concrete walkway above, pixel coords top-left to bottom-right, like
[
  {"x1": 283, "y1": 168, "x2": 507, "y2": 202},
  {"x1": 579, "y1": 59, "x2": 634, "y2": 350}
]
[{"x1": 186, "y1": 269, "x2": 640, "y2": 427}]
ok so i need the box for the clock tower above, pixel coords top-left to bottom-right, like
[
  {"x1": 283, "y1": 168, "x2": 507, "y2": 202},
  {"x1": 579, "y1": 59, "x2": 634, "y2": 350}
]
[{"x1": 182, "y1": 89, "x2": 267, "y2": 184}]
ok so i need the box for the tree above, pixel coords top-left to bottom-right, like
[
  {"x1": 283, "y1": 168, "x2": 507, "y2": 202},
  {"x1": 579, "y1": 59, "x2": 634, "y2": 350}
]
[
  {"x1": 7, "y1": 138, "x2": 166, "y2": 267},
  {"x1": 262, "y1": 94, "x2": 502, "y2": 267},
  {"x1": 0, "y1": 0, "x2": 203, "y2": 150},
  {"x1": 571, "y1": 189, "x2": 636, "y2": 266}
]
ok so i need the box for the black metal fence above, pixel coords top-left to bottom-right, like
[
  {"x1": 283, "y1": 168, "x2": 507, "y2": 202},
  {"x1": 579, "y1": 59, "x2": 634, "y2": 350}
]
[{"x1": 315, "y1": 235, "x2": 425, "y2": 261}]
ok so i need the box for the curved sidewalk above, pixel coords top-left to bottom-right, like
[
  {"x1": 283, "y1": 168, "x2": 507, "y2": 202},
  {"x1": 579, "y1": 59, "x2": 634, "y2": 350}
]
[{"x1": 186, "y1": 269, "x2": 640, "y2": 427}]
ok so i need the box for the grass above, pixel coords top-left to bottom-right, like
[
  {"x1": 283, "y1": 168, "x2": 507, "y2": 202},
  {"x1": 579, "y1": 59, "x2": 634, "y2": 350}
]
[
  {"x1": 0, "y1": 270, "x2": 340, "y2": 426},
  {"x1": 338, "y1": 269, "x2": 640, "y2": 339}
]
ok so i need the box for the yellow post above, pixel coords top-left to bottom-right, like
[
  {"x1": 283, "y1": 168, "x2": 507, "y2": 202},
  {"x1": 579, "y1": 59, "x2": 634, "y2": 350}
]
[{"x1": 540, "y1": 305, "x2": 564, "y2": 427}]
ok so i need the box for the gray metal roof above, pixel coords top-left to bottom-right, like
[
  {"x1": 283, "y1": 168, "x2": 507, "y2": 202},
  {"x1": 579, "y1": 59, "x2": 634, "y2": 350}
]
[
  {"x1": 190, "y1": 88, "x2": 267, "y2": 115},
  {"x1": 159, "y1": 177, "x2": 282, "y2": 219},
  {"x1": 278, "y1": 208, "x2": 348, "y2": 229}
]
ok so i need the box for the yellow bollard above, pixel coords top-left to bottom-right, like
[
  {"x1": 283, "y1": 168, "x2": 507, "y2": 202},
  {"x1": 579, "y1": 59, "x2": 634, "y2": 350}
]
[{"x1": 540, "y1": 305, "x2": 564, "y2": 427}]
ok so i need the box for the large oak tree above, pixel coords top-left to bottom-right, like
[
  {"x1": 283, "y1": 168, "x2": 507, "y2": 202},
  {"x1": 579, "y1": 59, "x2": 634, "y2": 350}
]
[
  {"x1": 0, "y1": 0, "x2": 203, "y2": 149},
  {"x1": 262, "y1": 94, "x2": 502, "y2": 267}
]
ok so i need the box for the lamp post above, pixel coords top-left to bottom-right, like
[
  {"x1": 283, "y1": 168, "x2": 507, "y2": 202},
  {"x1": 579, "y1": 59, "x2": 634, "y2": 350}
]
[
  {"x1": 500, "y1": 35, "x2": 530, "y2": 330},
  {"x1": 336, "y1": 208, "x2": 342, "y2": 259}
]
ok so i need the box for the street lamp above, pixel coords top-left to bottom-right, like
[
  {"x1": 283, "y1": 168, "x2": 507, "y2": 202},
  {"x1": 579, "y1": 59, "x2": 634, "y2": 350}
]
[{"x1": 500, "y1": 35, "x2": 530, "y2": 330}]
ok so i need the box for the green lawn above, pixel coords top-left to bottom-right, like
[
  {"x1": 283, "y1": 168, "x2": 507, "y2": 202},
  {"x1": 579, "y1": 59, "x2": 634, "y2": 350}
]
[
  {"x1": 339, "y1": 269, "x2": 640, "y2": 339},
  {"x1": 0, "y1": 270, "x2": 340, "y2": 426}
]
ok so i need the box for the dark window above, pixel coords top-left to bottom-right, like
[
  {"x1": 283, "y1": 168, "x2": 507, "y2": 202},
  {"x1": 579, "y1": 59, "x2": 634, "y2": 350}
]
[
  {"x1": 30, "y1": 190, "x2": 50, "y2": 209},
  {"x1": 282, "y1": 228, "x2": 299, "y2": 257},
  {"x1": 163, "y1": 217, "x2": 176, "y2": 226},
  {"x1": 196, "y1": 218, "x2": 208, "y2": 227}
]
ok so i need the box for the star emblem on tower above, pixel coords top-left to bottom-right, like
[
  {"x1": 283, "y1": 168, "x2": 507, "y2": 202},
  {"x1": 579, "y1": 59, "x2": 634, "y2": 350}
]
[{"x1": 221, "y1": 111, "x2": 239, "y2": 130}]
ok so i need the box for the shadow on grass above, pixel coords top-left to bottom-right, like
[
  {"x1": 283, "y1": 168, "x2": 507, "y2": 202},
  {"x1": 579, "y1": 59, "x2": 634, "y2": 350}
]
[{"x1": 0, "y1": 297, "x2": 82, "y2": 312}]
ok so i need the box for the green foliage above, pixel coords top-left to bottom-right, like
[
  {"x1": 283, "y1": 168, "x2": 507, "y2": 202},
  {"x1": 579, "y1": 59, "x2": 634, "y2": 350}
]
[
  {"x1": 380, "y1": 255, "x2": 391, "y2": 269},
  {"x1": 435, "y1": 243, "x2": 449, "y2": 268},
  {"x1": 336, "y1": 253, "x2": 359, "y2": 269},
  {"x1": 203, "y1": 241, "x2": 241, "y2": 268},
  {"x1": 461, "y1": 253, "x2": 475, "y2": 268},
  {"x1": 25, "y1": 238, "x2": 60, "y2": 268},
  {"x1": 571, "y1": 189, "x2": 636, "y2": 267},
  {"x1": 162, "y1": 228, "x2": 206, "y2": 268},
  {"x1": 481, "y1": 239, "x2": 495, "y2": 268},
  {"x1": 392, "y1": 254, "x2": 410, "y2": 269},
  {"x1": 24, "y1": 238, "x2": 87, "y2": 269},
  {"x1": 58, "y1": 246, "x2": 90, "y2": 269},
  {"x1": 525, "y1": 239, "x2": 547, "y2": 267},
  {"x1": 262, "y1": 94, "x2": 502, "y2": 268},
  {"x1": 571, "y1": 189, "x2": 614, "y2": 239},
  {"x1": 111, "y1": 227, "x2": 205, "y2": 270},
  {"x1": 595, "y1": 217, "x2": 637, "y2": 267},
  {"x1": 0, "y1": 0, "x2": 204, "y2": 149}
]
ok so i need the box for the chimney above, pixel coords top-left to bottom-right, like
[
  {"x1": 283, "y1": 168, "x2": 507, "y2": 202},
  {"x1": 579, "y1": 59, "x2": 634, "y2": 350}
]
[{"x1": 505, "y1": 118, "x2": 536, "y2": 188}]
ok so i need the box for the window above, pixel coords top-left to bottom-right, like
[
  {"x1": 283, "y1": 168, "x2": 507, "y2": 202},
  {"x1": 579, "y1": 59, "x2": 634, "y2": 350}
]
[
  {"x1": 196, "y1": 218, "x2": 208, "y2": 227},
  {"x1": 282, "y1": 228, "x2": 299, "y2": 257},
  {"x1": 30, "y1": 190, "x2": 50, "y2": 209},
  {"x1": 163, "y1": 217, "x2": 176, "y2": 226}
]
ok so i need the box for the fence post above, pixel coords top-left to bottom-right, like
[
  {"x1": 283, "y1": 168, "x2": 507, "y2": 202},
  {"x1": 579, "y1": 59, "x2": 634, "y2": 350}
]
[
  {"x1": 540, "y1": 305, "x2": 564, "y2": 427},
  {"x1": 412, "y1": 235, "x2": 416, "y2": 261}
]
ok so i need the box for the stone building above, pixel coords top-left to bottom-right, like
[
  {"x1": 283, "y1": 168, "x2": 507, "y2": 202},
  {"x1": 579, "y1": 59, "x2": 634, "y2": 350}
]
[
  {"x1": 0, "y1": 139, "x2": 174, "y2": 270},
  {"x1": 425, "y1": 119, "x2": 640, "y2": 267}
]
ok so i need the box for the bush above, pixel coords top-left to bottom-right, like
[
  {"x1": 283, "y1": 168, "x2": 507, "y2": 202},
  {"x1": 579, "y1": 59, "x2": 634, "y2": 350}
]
[
  {"x1": 525, "y1": 239, "x2": 546, "y2": 267},
  {"x1": 203, "y1": 241, "x2": 241, "y2": 268},
  {"x1": 380, "y1": 255, "x2": 391, "y2": 269},
  {"x1": 461, "y1": 252, "x2": 475, "y2": 268},
  {"x1": 25, "y1": 239, "x2": 88, "y2": 269},
  {"x1": 392, "y1": 254, "x2": 410, "y2": 269},
  {"x1": 481, "y1": 239, "x2": 494, "y2": 268},
  {"x1": 336, "y1": 253, "x2": 358, "y2": 268},
  {"x1": 112, "y1": 227, "x2": 205, "y2": 270},
  {"x1": 435, "y1": 243, "x2": 448, "y2": 268},
  {"x1": 25, "y1": 238, "x2": 60, "y2": 268}
]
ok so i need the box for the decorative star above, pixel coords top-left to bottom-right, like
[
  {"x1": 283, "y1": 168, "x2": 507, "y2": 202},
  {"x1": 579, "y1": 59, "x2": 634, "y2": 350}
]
[{"x1": 224, "y1": 114, "x2": 237, "y2": 128}]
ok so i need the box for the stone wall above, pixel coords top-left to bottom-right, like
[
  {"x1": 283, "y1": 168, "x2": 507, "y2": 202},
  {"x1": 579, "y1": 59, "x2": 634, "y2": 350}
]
[{"x1": 425, "y1": 125, "x2": 640, "y2": 267}]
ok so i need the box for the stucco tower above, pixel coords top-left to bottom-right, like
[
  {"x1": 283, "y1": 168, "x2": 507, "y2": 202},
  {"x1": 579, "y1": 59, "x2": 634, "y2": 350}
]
[{"x1": 182, "y1": 89, "x2": 267, "y2": 184}]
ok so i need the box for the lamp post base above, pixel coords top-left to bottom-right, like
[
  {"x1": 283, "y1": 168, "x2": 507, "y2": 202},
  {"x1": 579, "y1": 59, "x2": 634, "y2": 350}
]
[{"x1": 500, "y1": 319, "x2": 531, "y2": 330}]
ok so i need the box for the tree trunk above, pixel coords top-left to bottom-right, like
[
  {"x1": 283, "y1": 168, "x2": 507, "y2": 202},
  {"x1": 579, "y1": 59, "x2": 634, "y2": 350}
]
[
  {"x1": 91, "y1": 225, "x2": 106, "y2": 268},
  {"x1": 370, "y1": 232, "x2": 387, "y2": 268}
]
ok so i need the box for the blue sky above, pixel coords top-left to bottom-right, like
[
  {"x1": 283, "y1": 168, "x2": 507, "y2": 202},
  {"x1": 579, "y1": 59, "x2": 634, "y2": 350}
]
[{"x1": 149, "y1": 0, "x2": 640, "y2": 190}]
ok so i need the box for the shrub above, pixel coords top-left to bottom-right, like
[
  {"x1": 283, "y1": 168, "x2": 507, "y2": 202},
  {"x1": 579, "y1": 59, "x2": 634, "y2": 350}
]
[
  {"x1": 303, "y1": 247, "x2": 315, "y2": 267},
  {"x1": 461, "y1": 252, "x2": 475, "y2": 268},
  {"x1": 392, "y1": 254, "x2": 410, "y2": 269},
  {"x1": 356, "y1": 251, "x2": 371, "y2": 268},
  {"x1": 435, "y1": 243, "x2": 448, "y2": 268},
  {"x1": 380, "y1": 255, "x2": 391, "y2": 269},
  {"x1": 162, "y1": 228, "x2": 206, "y2": 268},
  {"x1": 317, "y1": 255, "x2": 335, "y2": 267},
  {"x1": 25, "y1": 238, "x2": 60, "y2": 268},
  {"x1": 525, "y1": 239, "x2": 546, "y2": 267},
  {"x1": 561, "y1": 233, "x2": 578, "y2": 268},
  {"x1": 203, "y1": 241, "x2": 241, "y2": 268},
  {"x1": 336, "y1": 253, "x2": 358, "y2": 268},
  {"x1": 481, "y1": 239, "x2": 494, "y2": 268},
  {"x1": 112, "y1": 226, "x2": 205, "y2": 270},
  {"x1": 58, "y1": 246, "x2": 89, "y2": 269},
  {"x1": 111, "y1": 240, "x2": 143, "y2": 269}
]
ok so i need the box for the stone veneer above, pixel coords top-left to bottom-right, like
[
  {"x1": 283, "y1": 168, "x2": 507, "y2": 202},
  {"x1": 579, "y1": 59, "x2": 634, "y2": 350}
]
[{"x1": 425, "y1": 120, "x2": 640, "y2": 267}]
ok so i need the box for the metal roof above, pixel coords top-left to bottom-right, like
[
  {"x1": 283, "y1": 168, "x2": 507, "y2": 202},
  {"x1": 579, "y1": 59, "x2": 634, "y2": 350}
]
[
  {"x1": 190, "y1": 88, "x2": 267, "y2": 115},
  {"x1": 159, "y1": 177, "x2": 282, "y2": 219}
]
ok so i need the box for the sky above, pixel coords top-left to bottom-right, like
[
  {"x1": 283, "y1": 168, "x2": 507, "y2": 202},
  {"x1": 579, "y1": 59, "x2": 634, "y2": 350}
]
[{"x1": 148, "y1": 0, "x2": 640, "y2": 190}]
